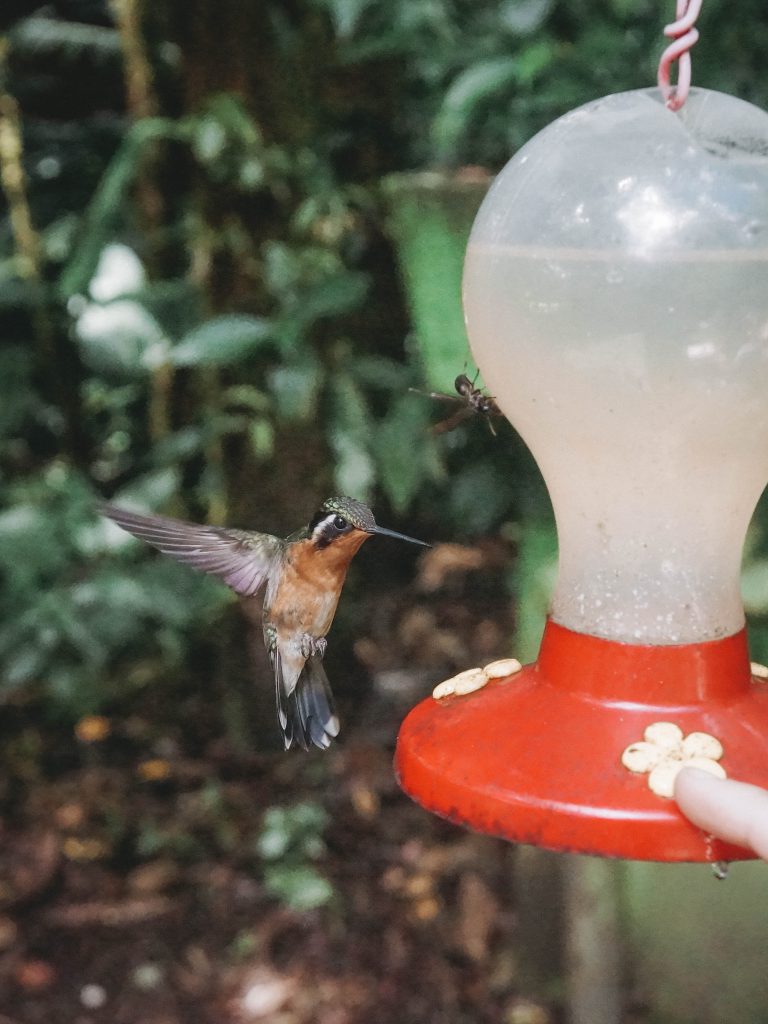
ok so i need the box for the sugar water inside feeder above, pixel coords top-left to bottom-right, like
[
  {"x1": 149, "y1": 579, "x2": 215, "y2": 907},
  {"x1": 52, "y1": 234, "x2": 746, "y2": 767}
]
[{"x1": 463, "y1": 88, "x2": 768, "y2": 645}]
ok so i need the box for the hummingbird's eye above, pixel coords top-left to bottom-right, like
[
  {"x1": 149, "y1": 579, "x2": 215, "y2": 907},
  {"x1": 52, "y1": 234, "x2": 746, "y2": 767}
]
[{"x1": 333, "y1": 515, "x2": 348, "y2": 531}]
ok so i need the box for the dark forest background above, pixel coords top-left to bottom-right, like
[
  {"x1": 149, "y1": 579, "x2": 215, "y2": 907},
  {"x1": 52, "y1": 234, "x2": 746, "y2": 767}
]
[{"x1": 2, "y1": 2, "x2": 768, "y2": 1022}]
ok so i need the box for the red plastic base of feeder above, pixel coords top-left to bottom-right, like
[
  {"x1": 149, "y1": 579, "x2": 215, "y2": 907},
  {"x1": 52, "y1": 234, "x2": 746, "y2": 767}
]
[{"x1": 395, "y1": 620, "x2": 768, "y2": 862}]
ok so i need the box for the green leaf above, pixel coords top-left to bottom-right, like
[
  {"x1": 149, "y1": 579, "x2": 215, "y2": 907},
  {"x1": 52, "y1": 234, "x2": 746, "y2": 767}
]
[
  {"x1": 432, "y1": 57, "x2": 520, "y2": 161},
  {"x1": 448, "y1": 462, "x2": 515, "y2": 535},
  {"x1": 170, "y1": 315, "x2": 272, "y2": 368},
  {"x1": 382, "y1": 173, "x2": 486, "y2": 390},
  {"x1": 279, "y1": 270, "x2": 370, "y2": 348},
  {"x1": 313, "y1": 0, "x2": 375, "y2": 38},
  {"x1": 150, "y1": 428, "x2": 206, "y2": 466},
  {"x1": 193, "y1": 117, "x2": 228, "y2": 164},
  {"x1": 268, "y1": 364, "x2": 323, "y2": 420},
  {"x1": 499, "y1": 0, "x2": 554, "y2": 36},
  {"x1": 349, "y1": 355, "x2": 412, "y2": 391},
  {"x1": 256, "y1": 815, "x2": 292, "y2": 860},
  {"x1": 0, "y1": 504, "x2": 69, "y2": 584},
  {"x1": 331, "y1": 433, "x2": 374, "y2": 498},
  {"x1": 127, "y1": 280, "x2": 203, "y2": 342},
  {"x1": 4, "y1": 644, "x2": 47, "y2": 687},
  {"x1": 328, "y1": 372, "x2": 375, "y2": 499},
  {"x1": 513, "y1": 515, "x2": 558, "y2": 663},
  {"x1": 58, "y1": 118, "x2": 183, "y2": 298},
  {"x1": 248, "y1": 419, "x2": 275, "y2": 460},
  {"x1": 111, "y1": 467, "x2": 182, "y2": 510},
  {"x1": 374, "y1": 394, "x2": 440, "y2": 512},
  {"x1": 515, "y1": 39, "x2": 556, "y2": 86},
  {"x1": 303, "y1": 270, "x2": 369, "y2": 319},
  {"x1": 256, "y1": 803, "x2": 329, "y2": 861},
  {"x1": 608, "y1": 0, "x2": 646, "y2": 21},
  {"x1": 742, "y1": 560, "x2": 768, "y2": 615},
  {"x1": 133, "y1": 559, "x2": 229, "y2": 626},
  {"x1": 200, "y1": 94, "x2": 264, "y2": 148},
  {"x1": 223, "y1": 384, "x2": 272, "y2": 413},
  {"x1": 10, "y1": 15, "x2": 122, "y2": 62},
  {"x1": 263, "y1": 864, "x2": 334, "y2": 911}
]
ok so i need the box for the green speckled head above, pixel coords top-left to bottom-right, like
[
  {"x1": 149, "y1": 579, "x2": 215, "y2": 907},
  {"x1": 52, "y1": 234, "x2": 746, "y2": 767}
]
[
  {"x1": 308, "y1": 496, "x2": 429, "y2": 548},
  {"x1": 319, "y1": 496, "x2": 376, "y2": 532}
]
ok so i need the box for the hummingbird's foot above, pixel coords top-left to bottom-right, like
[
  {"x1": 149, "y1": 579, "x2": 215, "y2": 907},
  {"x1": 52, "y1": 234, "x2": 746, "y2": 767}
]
[{"x1": 300, "y1": 633, "x2": 327, "y2": 659}]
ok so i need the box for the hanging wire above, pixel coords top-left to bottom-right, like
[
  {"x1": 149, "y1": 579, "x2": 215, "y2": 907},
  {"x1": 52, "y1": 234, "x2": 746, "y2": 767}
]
[{"x1": 657, "y1": 0, "x2": 703, "y2": 111}]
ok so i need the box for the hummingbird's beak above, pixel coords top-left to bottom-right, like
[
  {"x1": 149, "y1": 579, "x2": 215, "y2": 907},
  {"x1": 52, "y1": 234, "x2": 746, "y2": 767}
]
[{"x1": 369, "y1": 525, "x2": 431, "y2": 547}]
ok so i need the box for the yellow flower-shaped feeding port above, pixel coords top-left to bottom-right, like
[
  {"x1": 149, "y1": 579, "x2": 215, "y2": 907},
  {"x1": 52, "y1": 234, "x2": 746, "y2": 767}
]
[
  {"x1": 621, "y1": 721, "x2": 727, "y2": 798},
  {"x1": 432, "y1": 658, "x2": 523, "y2": 700}
]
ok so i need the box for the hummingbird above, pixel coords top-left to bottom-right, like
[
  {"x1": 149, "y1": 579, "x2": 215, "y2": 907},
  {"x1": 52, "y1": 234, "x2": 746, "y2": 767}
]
[{"x1": 101, "y1": 497, "x2": 429, "y2": 751}]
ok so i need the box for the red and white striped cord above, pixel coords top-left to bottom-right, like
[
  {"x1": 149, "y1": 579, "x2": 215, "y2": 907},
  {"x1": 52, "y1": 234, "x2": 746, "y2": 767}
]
[{"x1": 657, "y1": 0, "x2": 703, "y2": 111}]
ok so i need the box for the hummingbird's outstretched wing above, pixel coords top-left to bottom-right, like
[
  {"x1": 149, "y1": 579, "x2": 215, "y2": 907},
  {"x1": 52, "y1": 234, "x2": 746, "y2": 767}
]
[{"x1": 101, "y1": 504, "x2": 284, "y2": 597}]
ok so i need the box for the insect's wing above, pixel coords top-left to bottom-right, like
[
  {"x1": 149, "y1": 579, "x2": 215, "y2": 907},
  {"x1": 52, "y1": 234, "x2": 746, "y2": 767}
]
[
  {"x1": 482, "y1": 397, "x2": 502, "y2": 436},
  {"x1": 409, "y1": 387, "x2": 459, "y2": 404},
  {"x1": 101, "y1": 504, "x2": 283, "y2": 597},
  {"x1": 432, "y1": 407, "x2": 475, "y2": 435}
]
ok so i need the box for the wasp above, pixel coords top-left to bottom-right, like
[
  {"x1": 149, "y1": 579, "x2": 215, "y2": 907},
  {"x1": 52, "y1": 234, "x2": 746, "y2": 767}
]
[{"x1": 412, "y1": 371, "x2": 502, "y2": 436}]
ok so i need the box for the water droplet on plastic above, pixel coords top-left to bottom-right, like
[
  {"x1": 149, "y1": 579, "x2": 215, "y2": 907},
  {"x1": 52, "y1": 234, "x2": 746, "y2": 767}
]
[{"x1": 711, "y1": 860, "x2": 729, "y2": 881}]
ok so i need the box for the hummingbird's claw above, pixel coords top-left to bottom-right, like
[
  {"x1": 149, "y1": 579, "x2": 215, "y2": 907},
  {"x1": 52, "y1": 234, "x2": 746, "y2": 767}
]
[{"x1": 300, "y1": 633, "x2": 327, "y2": 659}]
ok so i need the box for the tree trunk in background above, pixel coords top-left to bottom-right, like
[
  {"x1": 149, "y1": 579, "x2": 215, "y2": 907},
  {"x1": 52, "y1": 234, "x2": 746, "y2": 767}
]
[{"x1": 563, "y1": 855, "x2": 623, "y2": 1024}]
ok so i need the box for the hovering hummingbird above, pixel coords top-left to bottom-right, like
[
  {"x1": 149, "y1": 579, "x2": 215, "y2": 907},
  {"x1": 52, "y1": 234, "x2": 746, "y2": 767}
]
[{"x1": 101, "y1": 498, "x2": 429, "y2": 751}]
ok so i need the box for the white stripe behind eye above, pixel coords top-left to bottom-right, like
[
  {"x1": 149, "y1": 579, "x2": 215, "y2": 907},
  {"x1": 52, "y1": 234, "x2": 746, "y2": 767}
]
[{"x1": 311, "y1": 514, "x2": 341, "y2": 542}]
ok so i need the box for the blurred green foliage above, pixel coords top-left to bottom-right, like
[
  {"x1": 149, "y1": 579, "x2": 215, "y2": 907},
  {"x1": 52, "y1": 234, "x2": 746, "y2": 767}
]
[
  {"x1": 255, "y1": 801, "x2": 334, "y2": 910},
  {"x1": 2, "y1": 0, "x2": 768, "y2": 734}
]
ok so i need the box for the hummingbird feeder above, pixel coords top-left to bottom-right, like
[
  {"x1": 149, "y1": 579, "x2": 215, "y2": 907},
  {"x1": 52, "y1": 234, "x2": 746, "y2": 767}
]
[{"x1": 396, "y1": 5, "x2": 768, "y2": 863}]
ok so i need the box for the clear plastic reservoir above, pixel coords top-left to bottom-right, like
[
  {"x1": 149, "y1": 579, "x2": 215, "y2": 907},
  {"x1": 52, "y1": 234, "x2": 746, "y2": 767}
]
[{"x1": 464, "y1": 88, "x2": 768, "y2": 643}]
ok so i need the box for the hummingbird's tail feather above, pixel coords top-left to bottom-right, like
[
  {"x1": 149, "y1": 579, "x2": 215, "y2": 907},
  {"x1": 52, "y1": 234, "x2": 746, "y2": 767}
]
[
  {"x1": 295, "y1": 657, "x2": 340, "y2": 750},
  {"x1": 272, "y1": 650, "x2": 339, "y2": 750},
  {"x1": 272, "y1": 648, "x2": 293, "y2": 745}
]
